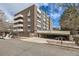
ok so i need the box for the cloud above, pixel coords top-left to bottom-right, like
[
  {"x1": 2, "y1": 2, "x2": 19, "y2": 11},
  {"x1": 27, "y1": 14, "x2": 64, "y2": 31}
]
[
  {"x1": 42, "y1": 3, "x2": 49, "y2": 6},
  {"x1": 0, "y1": 3, "x2": 34, "y2": 15},
  {"x1": 50, "y1": 13, "x2": 61, "y2": 19},
  {"x1": 0, "y1": 3, "x2": 34, "y2": 22},
  {"x1": 0, "y1": 3, "x2": 64, "y2": 28},
  {"x1": 0, "y1": 5, "x2": 13, "y2": 22},
  {"x1": 39, "y1": 3, "x2": 65, "y2": 28}
]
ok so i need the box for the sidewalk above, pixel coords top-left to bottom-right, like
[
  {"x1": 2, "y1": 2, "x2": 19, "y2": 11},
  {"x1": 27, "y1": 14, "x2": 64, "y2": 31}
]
[
  {"x1": 20, "y1": 37, "x2": 48, "y2": 43},
  {"x1": 47, "y1": 40, "x2": 79, "y2": 49},
  {"x1": 19, "y1": 37, "x2": 79, "y2": 49}
]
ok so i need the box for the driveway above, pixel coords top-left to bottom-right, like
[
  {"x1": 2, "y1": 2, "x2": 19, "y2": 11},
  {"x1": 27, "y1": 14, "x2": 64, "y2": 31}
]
[{"x1": 0, "y1": 39, "x2": 79, "y2": 56}]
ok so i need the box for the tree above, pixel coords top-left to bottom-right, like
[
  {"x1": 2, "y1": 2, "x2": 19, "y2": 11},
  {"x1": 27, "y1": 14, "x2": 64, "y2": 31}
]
[
  {"x1": 0, "y1": 10, "x2": 12, "y2": 32},
  {"x1": 60, "y1": 4, "x2": 79, "y2": 45},
  {"x1": 60, "y1": 5, "x2": 79, "y2": 32}
]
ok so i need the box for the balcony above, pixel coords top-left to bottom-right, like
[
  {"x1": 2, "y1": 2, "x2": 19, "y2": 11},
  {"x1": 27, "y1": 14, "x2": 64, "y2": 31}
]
[
  {"x1": 37, "y1": 8, "x2": 41, "y2": 13},
  {"x1": 13, "y1": 24, "x2": 23, "y2": 27},
  {"x1": 43, "y1": 19, "x2": 46, "y2": 21},
  {"x1": 14, "y1": 19, "x2": 23, "y2": 23},
  {"x1": 14, "y1": 14, "x2": 23, "y2": 19},
  {"x1": 17, "y1": 29, "x2": 23, "y2": 32},
  {"x1": 37, "y1": 14, "x2": 41, "y2": 18},
  {"x1": 37, "y1": 25, "x2": 41, "y2": 28},
  {"x1": 37, "y1": 19, "x2": 41, "y2": 23},
  {"x1": 13, "y1": 29, "x2": 23, "y2": 32},
  {"x1": 43, "y1": 26, "x2": 46, "y2": 29}
]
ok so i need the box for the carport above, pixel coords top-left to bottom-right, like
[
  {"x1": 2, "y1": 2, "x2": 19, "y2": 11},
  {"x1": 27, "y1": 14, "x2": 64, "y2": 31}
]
[{"x1": 37, "y1": 30, "x2": 70, "y2": 41}]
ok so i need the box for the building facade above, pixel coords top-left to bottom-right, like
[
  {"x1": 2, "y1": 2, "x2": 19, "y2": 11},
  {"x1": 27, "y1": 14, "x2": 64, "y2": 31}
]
[{"x1": 13, "y1": 5, "x2": 52, "y2": 37}]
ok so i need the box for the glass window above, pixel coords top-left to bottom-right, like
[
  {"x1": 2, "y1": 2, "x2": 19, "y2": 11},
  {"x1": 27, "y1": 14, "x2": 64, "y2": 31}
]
[
  {"x1": 27, "y1": 24, "x2": 31, "y2": 27},
  {"x1": 27, "y1": 10, "x2": 30, "y2": 16},
  {"x1": 27, "y1": 18, "x2": 31, "y2": 22}
]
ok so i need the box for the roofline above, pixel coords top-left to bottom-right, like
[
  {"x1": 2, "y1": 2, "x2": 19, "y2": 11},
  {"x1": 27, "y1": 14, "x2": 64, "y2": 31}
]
[
  {"x1": 15, "y1": 4, "x2": 36, "y2": 16},
  {"x1": 14, "y1": 4, "x2": 51, "y2": 19},
  {"x1": 36, "y1": 30, "x2": 70, "y2": 35}
]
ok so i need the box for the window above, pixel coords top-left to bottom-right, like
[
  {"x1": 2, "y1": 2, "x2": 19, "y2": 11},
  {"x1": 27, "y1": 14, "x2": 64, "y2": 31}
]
[
  {"x1": 36, "y1": 22, "x2": 41, "y2": 28},
  {"x1": 37, "y1": 19, "x2": 41, "y2": 23},
  {"x1": 27, "y1": 18, "x2": 31, "y2": 22},
  {"x1": 28, "y1": 26, "x2": 31, "y2": 28},
  {"x1": 27, "y1": 25, "x2": 31, "y2": 27},
  {"x1": 27, "y1": 10, "x2": 30, "y2": 16},
  {"x1": 27, "y1": 26, "x2": 31, "y2": 32},
  {"x1": 78, "y1": 32, "x2": 79, "y2": 34}
]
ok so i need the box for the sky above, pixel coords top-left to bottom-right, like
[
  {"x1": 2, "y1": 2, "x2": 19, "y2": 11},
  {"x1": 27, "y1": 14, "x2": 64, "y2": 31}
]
[
  {"x1": 0, "y1": 3, "x2": 65, "y2": 28},
  {"x1": 39, "y1": 3, "x2": 64, "y2": 28}
]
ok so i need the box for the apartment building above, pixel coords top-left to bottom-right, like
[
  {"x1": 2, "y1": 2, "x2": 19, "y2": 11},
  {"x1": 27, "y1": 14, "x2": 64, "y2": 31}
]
[{"x1": 13, "y1": 5, "x2": 52, "y2": 37}]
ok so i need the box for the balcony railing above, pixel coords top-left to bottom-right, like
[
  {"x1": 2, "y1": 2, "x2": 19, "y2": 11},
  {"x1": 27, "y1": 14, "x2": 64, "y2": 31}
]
[
  {"x1": 14, "y1": 14, "x2": 23, "y2": 19},
  {"x1": 13, "y1": 29, "x2": 23, "y2": 32},
  {"x1": 13, "y1": 24, "x2": 23, "y2": 27},
  {"x1": 14, "y1": 19, "x2": 23, "y2": 23},
  {"x1": 37, "y1": 25, "x2": 41, "y2": 28},
  {"x1": 37, "y1": 14, "x2": 41, "y2": 18},
  {"x1": 37, "y1": 8, "x2": 41, "y2": 13},
  {"x1": 37, "y1": 19, "x2": 41, "y2": 23}
]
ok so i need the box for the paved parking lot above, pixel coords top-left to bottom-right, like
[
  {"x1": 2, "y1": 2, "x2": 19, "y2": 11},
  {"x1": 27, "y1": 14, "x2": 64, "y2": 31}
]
[{"x1": 0, "y1": 39, "x2": 79, "y2": 56}]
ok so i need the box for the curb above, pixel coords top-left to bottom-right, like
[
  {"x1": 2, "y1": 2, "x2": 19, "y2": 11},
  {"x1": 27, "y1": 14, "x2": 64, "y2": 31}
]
[{"x1": 47, "y1": 40, "x2": 79, "y2": 49}]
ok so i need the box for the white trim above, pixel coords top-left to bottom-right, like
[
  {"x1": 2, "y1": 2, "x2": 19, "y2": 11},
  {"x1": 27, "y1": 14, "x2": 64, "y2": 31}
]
[
  {"x1": 14, "y1": 14, "x2": 23, "y2": 19},
  {"x1": 13, "y1": 29, "x2": 23, "y2": 32},
  {"x1": 37, "y1": 8, "x2": 41, "y2": 13},
  {"x1": 13, "y1": 24, "x2": 23, "y2": 27},
  {"x1": 14, "y1": 19, "x2": 23, "y2": 23},
  {"x1": 37, "y1": 19, "x2": 41, "y2": 23},
  {"x1": 37, "y1": 25, "x2": 41, "y2": 28},
  {"x1": 37, "y1": 14, "x2": 41, "y2": 18}
]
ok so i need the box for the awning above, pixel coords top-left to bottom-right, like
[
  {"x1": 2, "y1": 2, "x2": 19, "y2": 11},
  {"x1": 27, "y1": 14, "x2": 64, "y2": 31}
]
[{"x1": 37, "y1": 30, "x2": 70, "y2": 35}]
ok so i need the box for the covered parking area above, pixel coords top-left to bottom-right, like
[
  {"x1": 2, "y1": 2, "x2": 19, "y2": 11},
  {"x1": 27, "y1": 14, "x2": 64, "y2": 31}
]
[{"x1": 37, "y1": 30, "x2": 71, "y2": 41}]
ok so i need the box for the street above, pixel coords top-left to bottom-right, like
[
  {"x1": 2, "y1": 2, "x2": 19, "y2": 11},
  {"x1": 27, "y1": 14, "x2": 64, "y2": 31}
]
[{"x1": 0, "y1": 39, "x2": 79, "y2": 56}]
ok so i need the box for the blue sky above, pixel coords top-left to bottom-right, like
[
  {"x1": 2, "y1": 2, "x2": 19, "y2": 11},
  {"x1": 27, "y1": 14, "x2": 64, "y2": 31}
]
[{"x1": 0, "y1": 3, "x2": 65, "y2": 28}]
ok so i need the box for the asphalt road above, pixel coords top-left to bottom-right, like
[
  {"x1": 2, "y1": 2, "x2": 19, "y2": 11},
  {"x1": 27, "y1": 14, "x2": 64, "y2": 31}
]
[{"x1": 0, "y1": 39, "x2": 79, "y2": 56}]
